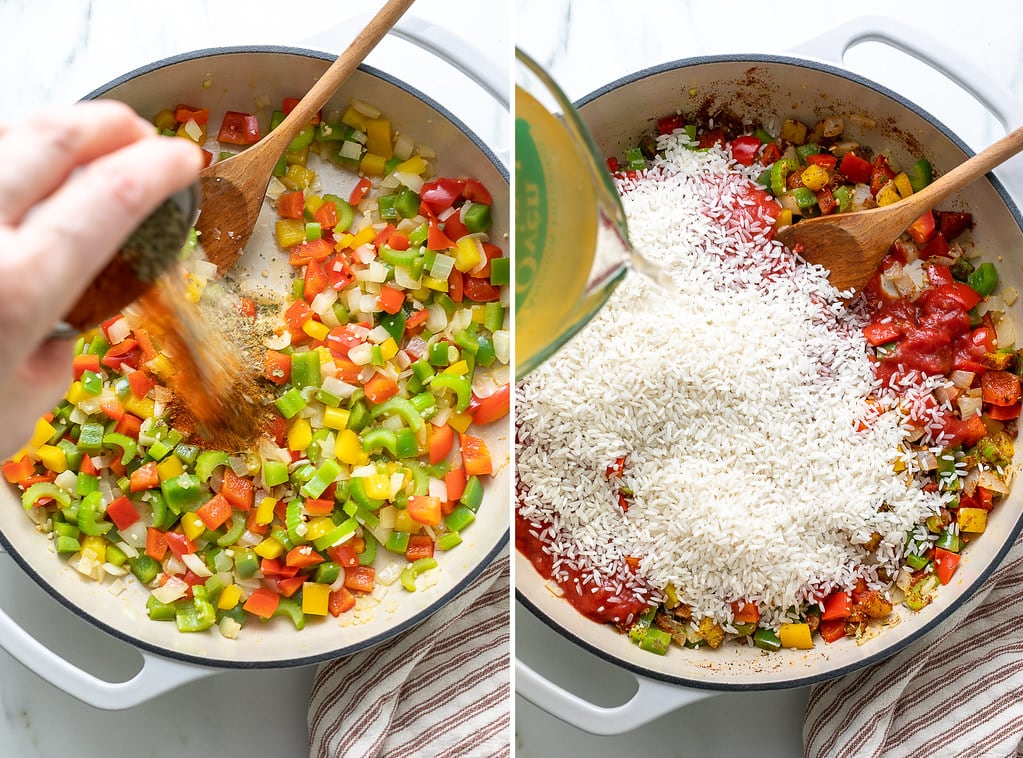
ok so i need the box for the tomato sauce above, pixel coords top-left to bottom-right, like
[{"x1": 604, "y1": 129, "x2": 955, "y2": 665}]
[{"x1": 515, "y1": 513, "x2": 650, "y2": 626}]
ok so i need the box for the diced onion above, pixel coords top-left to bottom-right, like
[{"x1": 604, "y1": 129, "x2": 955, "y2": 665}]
[
  {"x1": 978, "y1": 469, "x2": 1010, "y2": 495},
  {"x1": 351, "y1": 99, "x2": 381, "y2": 118},
  {"x1": 349, "y1": 343, "x2": 374, "y2": 365},
  {"x1": 182, "y1": 553, "x2": 213, "y2": 577},
  {"x1": 430, "y1": 253, "x2": 455, "y2": 280},
  {"x1": 393, "y1": 171, "x2": 424, "y2": 193},
  {"x1": 394, "y1": 266, "x2": 421, "y2": 290},
  {"x1": 995, "y1": 313, "x2": 1016, "y2": 348},
  {"x1": 368, "y1": 325, "x2": 391, "y2": 343},
  {"x1": 151, "y1": 577, "x2": 190, "y2": 604},
  {"x1": 393, "y1": 133, "x2": 415, "y2": 161},
  {"x1": 119, "y1": 520, "x2": 149, "y2": 549},
  {"x1": 425, "y1": 303, "x2": 448, "y2": 333},
  {"x1": 310, "y1": 289, "x2": 338, "y2": 317},
  {"x1": 494, "y1": 331, "x2": 510, "y2": 364},
  {"x1": 950, "y1": 370, "x2": 975, "y2": 389},
  {"x1": 428, "y1": 477, "x2": 448, "y2": 501},
  {"x1": 958, "y1": 394, "x2": 983, "y2": 420}
]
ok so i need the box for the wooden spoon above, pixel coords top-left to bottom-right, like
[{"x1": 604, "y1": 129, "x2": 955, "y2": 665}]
[
  {"x1": 197, "y1": 0, "x2": 416, "y2": 272},
  {"x1": 775, "y1": 124, "x2": 1023, "y2": 292}
]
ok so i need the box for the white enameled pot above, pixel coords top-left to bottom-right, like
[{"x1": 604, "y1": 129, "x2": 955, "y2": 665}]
[
  {"x1": 0, "y1": 26, "x2": 509, "y2": 710},
  {"x1": 516, "y1": 16, "x2": 1023, "y2": 734}
]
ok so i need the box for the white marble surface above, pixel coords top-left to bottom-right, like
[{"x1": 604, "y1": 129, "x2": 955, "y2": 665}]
[
  {"x1": 0, "y1": 2, "x2": 506, "y2": 756},
  {"x1": 514, "y1": 1, "x2": 1023, "y2": 756}
]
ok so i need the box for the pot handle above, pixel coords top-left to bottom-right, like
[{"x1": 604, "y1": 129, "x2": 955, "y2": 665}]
[
  {"x1": 516, "y1": 656, "x2": 714, "y2": 735},
  {"x1": 0, "y1": 599, "x2": 214, "y2": 709},
  {"x1": 299, "y1": 14, "x2": 509, "y2": 162},
  {"x1": 790, "y1": 15, "x2": 1023, "y2": 131}
]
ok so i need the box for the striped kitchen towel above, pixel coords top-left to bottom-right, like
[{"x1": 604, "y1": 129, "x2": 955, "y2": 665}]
[
  {"x1": 307, "y1": 554, "x2": 510, "y2": 758},
  {"x1": 803, "y1": 537, "x2": 1023, "y2": 758}
]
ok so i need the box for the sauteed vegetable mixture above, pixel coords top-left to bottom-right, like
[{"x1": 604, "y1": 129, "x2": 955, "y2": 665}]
[
  {"x1": 4, "y1": 98, "x2": 509, "y2": 637},
  {"x1": 518, "y1": 112, "x2": 1016, "y2": 655}
]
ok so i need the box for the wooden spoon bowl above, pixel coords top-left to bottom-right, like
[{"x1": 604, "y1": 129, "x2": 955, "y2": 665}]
[
  {"x1": 776, "y1": 124, "x2": 1023, "y2": 292},
  {"x1": 196, "y1": 0, "x2": 415, "y2": 272}
]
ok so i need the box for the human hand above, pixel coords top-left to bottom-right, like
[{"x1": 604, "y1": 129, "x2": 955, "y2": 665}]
[{"x1": 0, "y1": 100, "x2": 203, "y2": 458}]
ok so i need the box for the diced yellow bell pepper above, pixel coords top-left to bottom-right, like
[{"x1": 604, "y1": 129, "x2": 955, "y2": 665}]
[
  {"x1": 181, "y1": 512, "x2": 206, "y2": 541},
  {"x1": 350, "y1": 226, "x2": 377, "y2": 249},
  {"x1": 288, "y1": 417, "x2": 312, "y2": 452},
  {"x1": 124, "y1": 395, "x2": 155, "y2": 420},
  {"x1": 255, "y1": 496, "x2": 277, "y2": 526},
  {"x1": 958, "y1": 507, "x2": 988, "y2": 533},
  {"x1": 183, "y1": 272, "x2": 206, "y2": 304},
  {"x1": 275, "y1": 219, "x2": 306, "y2": 249},
  {"x1": 323, "y1": 406, "x2": 351, "y2": 431},
  {"x1": 365, "y1": 118, "x2": 393, "y2": 160},
  {"x1": 800, "y1": 164, "x2": 830, "y2": 191},
  {"x1": 360, "y1": 153, "x2": 387, "y2": 178},
  {"x1": 303, "y1": 319, "x2": 330, "y2": 342},
  {"x1": 397, "y1": 155, "x2": 427, "y2": 175},
  {"x1": 778, "y1": 622, "x2": 814, "y2": 649},
  {"x1": 341, "y1": 105, "x2": 368, "y2": 132},
  {"x1": 304, "y1": 517, "x2": 336, "y2": 541},
  {"x1": 454, "y1": 237, "x2": 483, "y2": 272},
  {"x1": 876, "y1": 183, "x2": 901, "y2": 207},
  {"x1": 286, "y1": 146, "x2": 308, "y2": 167},
  {"x1": 157, "y1": 455, "x2": 185, "y2": 481},
  {"x1": 443, "y1": 360, "x2": 470, "y2": 377},
  {"x1": 893, "y1": 172, "x2": 914, "y2": 198},
  {"x1": 301, "y1": 582, "x2": 331, "y2": 616},
  {"x1": 153, "y1": 109, "x2": 177, "y2": 132},
  {"x1": 336, "y1": 429, "x2": 361, "y2": 464},
  {"x1": 254, "y1": 536, "x2": 285, "y2": 559},
  {"x1": 28, "y1": 417, "x2": 56, "y2": 450},
  {"x1": 363, "y1": 472, "x2": 392, "y2": 500},
  {"x1": 379, "y1": 338, "x2": 398, "y2": 361},
  {"x1": 447, "y1": 412, "x2": 473, "y2": 434},
  {"x1": 334, "y1": 233, "x2": 355, "y2": 251},
  {"x1": 176, "y1": 120, "x2": 207, "y2": 144},
  {"x1": 282, "y1": 164, "x2": 315, "y2": 191},
  {"x1": 774, "y1": 208, "x2": 794, "y2": 229},
  {"x1": 217, "y1": 583, "x2": 243, "y2": 610},
  {"x1": 36, "y1": 445, "x2": 67, "y2": 474},
  {"x1": 65, "y1": 381, "x2": 90, "y2": 406},
  {"x1": 304, "y1": 194, "x2": 324, "y2": 216},
  {"x1": 422, "y1": 276, "x2": 449, "y2": 292},
  {"x1": 471, "y1": 305, "x2": 487, "y2": 324},
  {"x1": 393, "y1": 508, "x2": 422, "y2": 534},
  {"x1": 147, "y1": 353, "x2": 175, "y2": 381},
  {"x1": 81, "y1": 535, "x2": 107, "y2": 563}
]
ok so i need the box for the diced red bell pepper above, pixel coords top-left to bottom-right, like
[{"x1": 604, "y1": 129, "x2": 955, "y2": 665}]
[
  {"x1": 862, "y1": 320, "x2": 902, "y2": 346},
  {"x1": 303, "y1": 258, "x2": 329, "y2": 303},
  {"x1": 428, "y1": 423, "x2": 455, "y2": 465},
  {"x1": 328, "y1": 587, "x2": 356, "y2": 616},
  {"x1": 919, "y1": 233, "x2": 950, "y2": 260},
  {"x1": 146, "y1": 528, "x2": 168, "y2": 561},
  {"x1": 276, "y1": 575, "x2": 306, "y2": 598},
  {"x1": 101, "y1": 339, "x2": 140, "y2": 371},
  {"x1": 805, "y1": 153, "x2": 838, "y2": 171},
  {"x1": 427, "y1": 221, "x2": 456, "y2": 251},
  {"x1": 349, "y1": 177, "x2": 372, "y2": 206},
  {"x1": 988, "y1": 402, "x2": 1022, "y2": 421},
  {"x1": 174, "y1": 105, "x2": 210, "y2": 126},
  {"x1": 304, "y1": 498, "x2": 334, "y2": 517},
  {"x1": 760, "y1": 142, "x2": 781, "y2": 166},
  {"x1": 289, "y1": 238, "x2": 334, "y2": 266},
  {"x1": 313, "y1": 200, "x2": 339, "y2": 230},
  {"x1": 460, "y1": 433, "x2": 493, "y2": 477},
  {"x1": 838, "y1": 152, "x2": 872, "y2": 184},
  {"x1": 816, "y1": 186, "x2": 837, "y2": 215},
  {"x1": 405, "y1": 535, "x2": 435, "y2": 562},
  {"x1": 869, "y1": 155, "x2": 897, "y2": 196},
  {"x1": 729, "y1": 135, "x2": 761, "y2": 166},
  {"x1": 730, "y1": 600, "x2": 760, "y2": 624},
  {"x1": 470, "y1": 384, "x2": 510, "y2": 425},
  {"x1": 982, "y1": 370, "x2": 1022, "y2": 406},
  {"x1": 243, "y1": 588, "x2": 280, "y2": 619},
  {"x1": 407, "y1": 496, "x2": 442, "y2": 528},
  {"x1": 935, "y1": 282, "x2": 982, "y2": 311},
  {"x1": 127, "y1": 370, "x2": 156, "y2": 400},
  {"x1": 164, "y1": 531, "x2": 197, "y2": 558},
  {"x1": 821, "y1": 590, "x2": 852, "y2": 620},
  {"x1": 114, "y1": 413, "x2": 142, "y2": 440},
  {"x1": 442, "y1": 212, "x2": 469, "y2": 242},
  {"x1": 656, "y1": 113, "x2": 687, "y2": 135},
  {"x1": 260, "y1": 557, "x2": 300, "y2": 578},
  {"x1": 217, "y1": 111, "x2": 261, "y2": 145},
  {"x1": 936, "y1": 211, "x2": 973, "y2": 241},
  {"x1": 129, "y1": 462, "x2": 160, "y2": 492},
  {"x1": 819, "y1": 619, "x2": 848, "y2": 643},
  {"x1": 697, "y1": 129, "x2": 725, "y2": 149},
  {"x1": 445, "y1": 467, "x2": 466, "y2": 502},
  {"x1": 927, "y1": 264, "x2": 955, "y2": 288},
  {"x1": 420, "y1": 178, "x2": 466, "y2": 214},
  {"x1": 196, "y1": 493, "x2": 233, "y2": 531},
  {"x1": 2, "y1": 456, "x2": 35, "y2": 485},
  {"x1": 221, "y1": 469, "x2": 254, "y2": 511},
  {"x1": 373, "y1": 224, "x2": 396, "y2": 249},
  {"x1": 285, "y1": 545, "x2": 324, "y2": 569},
  {"x1": 105, "y1": 495, "x2": 142, "y2": 531},
  {"x1": 377, "y1": 286, "x2": 405, "y2": 315},
  {"x1": 448, "y1": 268, "x2": 464, "y2": 303},
  {"x1": 282, "y1": 97, "x2": 320, "y2": 125},
  {"x1": 264, "y1": 350, "x2": 292, "y2": 385},
  {"x1": 907, "y1": 211, "x2": 938, "y2": 245},
  {"x1": 934, "y1": 547, "x2": 961, "y2": 585},
  {"x1": 462, "y1": 178, "x2": 492, "y2": 205},
  {"x1": 363, "y1": 373, "x2": 400, "y2": 404},
  {"x1": 72, "y1": 353, "x2": 101, "y2": 380},
  {"x1": 277, "y1": 190, "x2": 305, "y2": 220},
  {"x1": 327, "y1": 543, "x2": 360, "y2": 568},
  {"x1": 343, "y1": 565, "x2": 376, "y2": 593},
  {"x1": 463, "y1": 276, "x2": 501, "y2": 303}
]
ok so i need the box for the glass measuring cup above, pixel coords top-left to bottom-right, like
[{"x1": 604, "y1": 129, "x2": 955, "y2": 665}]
[{"x1": 515, "y1": 48, "x2": 633, "y2": 378}]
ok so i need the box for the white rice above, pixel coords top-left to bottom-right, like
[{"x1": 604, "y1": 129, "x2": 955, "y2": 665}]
[{"x1": 516, "y1": 134, "x2": 943, "y2": 628}]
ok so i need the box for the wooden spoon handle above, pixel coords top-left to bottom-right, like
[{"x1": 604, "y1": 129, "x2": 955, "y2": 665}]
[
  {"x1": 264, "y1": 0, "x2": 416, "y2": 150},
  {"x1": 910, "y1": 124, "x2": 1023, "y2": 212}
]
